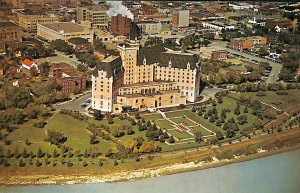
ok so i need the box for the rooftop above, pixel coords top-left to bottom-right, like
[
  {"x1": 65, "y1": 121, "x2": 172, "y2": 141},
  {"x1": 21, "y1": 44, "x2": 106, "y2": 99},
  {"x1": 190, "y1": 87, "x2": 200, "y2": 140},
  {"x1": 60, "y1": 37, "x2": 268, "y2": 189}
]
[
  {"x1": 0, "y1": 22, "x2": 19, "y2": 28},
  {"x1": 41, "y1": 22, "x2": 85, "y2": 33}
]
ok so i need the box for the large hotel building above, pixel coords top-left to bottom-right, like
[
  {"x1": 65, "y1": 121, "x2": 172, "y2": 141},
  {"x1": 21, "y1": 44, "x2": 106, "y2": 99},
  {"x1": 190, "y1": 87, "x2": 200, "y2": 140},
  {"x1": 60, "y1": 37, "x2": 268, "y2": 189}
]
[{"x1": 92, "y1": 42, "x2": 201, "y2": 113}]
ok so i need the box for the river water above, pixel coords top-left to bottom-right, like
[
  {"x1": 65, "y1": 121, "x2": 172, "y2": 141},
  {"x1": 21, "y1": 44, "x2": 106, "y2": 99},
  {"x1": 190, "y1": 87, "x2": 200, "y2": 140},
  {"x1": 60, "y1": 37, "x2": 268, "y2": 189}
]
[{"x1": 1, "y1": 149, "x2": 300, "y2": 193}]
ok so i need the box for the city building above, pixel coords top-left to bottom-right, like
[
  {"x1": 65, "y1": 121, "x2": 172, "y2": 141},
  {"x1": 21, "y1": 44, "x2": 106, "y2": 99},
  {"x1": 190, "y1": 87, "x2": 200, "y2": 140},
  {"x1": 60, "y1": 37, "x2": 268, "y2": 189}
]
[
  {"x1": 77, "y1": 5, "x2": 109, "y2": 29},
  {"x1": 0, "y1": 22, "x2": 22, "y2": 42},
  {"x1": 17, "y1": 10, "x2": 58, "y2": 32},
  {"x1": 110, "y1": 14, "x2": 132, "y2": 37},
  {"x1": 211, "y1": 50, "x2": 229, "y2": 61},
  {"x1": 37, "y1": 22, "x2": 93, "y2": 43},
  {"x1": 92, "y1": 42, "x2": 201, "y2": 113},
  {"x1": 136, "y1": 20, "x2": 162, "y2": 34},
  {"x1": 49, "y1": 63, "x2": 87, "y2": 93},
  {"x1": 202, "y1": 21, "x2": 235, "y2": 31},
  {"x1": 172, "y1": 10, "x2": 189, "y2": 28},
  {"x1": 228, "y1": 3, "x2": 254, "y2": 10},
  {"x1": 230, "y1": 36, "x2": 267, "y2": 51}
]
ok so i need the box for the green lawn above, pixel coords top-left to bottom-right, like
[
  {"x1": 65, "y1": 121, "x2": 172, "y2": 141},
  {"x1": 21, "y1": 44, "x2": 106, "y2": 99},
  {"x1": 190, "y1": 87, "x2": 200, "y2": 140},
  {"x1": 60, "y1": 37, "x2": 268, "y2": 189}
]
[
  {"x1": 154, "y1": 119, "x2": 175, "y2": 130},
  {"x1": 165, "y1": 110, "x2": 190, "y2": 118},
  {"x1": 167, "y1": 129, "x2": 194, "y2": 139},
  {"x1": 190, "y1": 126, "x2": 213, "y2": 136},
  {"x1": 228, "y1": 90, "x2": 300, "y2": 113},
  {"x1": 170, "y1": 117, "x2": 197, "y2": 126},
  {"x1": 46, "y1": 113, "x2": 91, "y2": 151},
  {"x1": 142, "y1": 113, "x2": 163, "y2": 121}
]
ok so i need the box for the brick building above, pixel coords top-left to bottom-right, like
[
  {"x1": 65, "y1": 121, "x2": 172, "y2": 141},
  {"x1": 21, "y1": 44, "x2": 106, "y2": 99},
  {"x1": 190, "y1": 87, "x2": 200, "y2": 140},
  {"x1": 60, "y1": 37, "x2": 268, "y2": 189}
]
[
  {"x1": 49, "y1": 63, "x2": 86, "y2": 93},
  {"x1": 211, "y1": 50, "x2": 228, "y2": 61},
  {"x1": 110, "y1": 14, "x2": 131, "y2": 37},
  {"x1": 0, "y1": 22, "x2": 22, "y2": 42},
  {"x1": 230, "y1": 36, "x2": 267, "y2": 51}
]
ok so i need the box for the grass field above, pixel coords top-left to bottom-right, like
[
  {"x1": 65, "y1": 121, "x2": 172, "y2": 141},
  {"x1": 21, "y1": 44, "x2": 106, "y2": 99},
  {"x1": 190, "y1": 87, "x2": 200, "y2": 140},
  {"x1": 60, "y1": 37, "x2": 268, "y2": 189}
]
[
  {"x1": 228, "y1": 90, "x2": 300, "y2": 113},
  {"x1": 190, "y1": 126, "x2": 213, "y2": 136},
  {"x1": 167, "y1": 129, "x2": 194, "y2": 139},
  {"x1": 170, "y1": 117, "x2": 197, "y2": 126},
  {"x1": 154, "y1": 119, "x2": 174, "y2": 130}
]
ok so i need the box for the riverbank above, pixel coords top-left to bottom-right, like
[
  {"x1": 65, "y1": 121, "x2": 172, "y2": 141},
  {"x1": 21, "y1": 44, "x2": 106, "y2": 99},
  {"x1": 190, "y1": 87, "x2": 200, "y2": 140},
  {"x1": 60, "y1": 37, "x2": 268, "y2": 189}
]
[{"x1": 1, "y1": 128, "x2": 300, "y2": 187}]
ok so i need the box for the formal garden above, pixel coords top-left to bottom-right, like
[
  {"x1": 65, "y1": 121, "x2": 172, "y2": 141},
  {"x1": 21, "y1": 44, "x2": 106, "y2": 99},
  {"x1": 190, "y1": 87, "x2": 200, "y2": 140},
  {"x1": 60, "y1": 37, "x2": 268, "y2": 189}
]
[{"x1": 2, "y1": 88, "x2": 300, "y2": 169}]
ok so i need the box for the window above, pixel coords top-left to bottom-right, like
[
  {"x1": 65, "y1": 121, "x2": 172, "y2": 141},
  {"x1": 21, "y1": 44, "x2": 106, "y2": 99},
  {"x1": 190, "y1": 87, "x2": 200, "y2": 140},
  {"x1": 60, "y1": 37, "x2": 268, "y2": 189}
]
[{"x1": 136, "y1": 99, "x2": 138, "y2": 104}]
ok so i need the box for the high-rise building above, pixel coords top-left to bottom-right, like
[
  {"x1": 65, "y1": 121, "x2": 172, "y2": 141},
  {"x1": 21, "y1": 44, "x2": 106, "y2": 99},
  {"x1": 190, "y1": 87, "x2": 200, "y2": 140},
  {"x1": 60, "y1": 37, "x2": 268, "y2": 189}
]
[
  {"x1": 77, "y1": 5, "x2": 109, "y2": 29},
  {"x1": 92, "y1": 42, "x2": 201, "y2": 113},
  {"x1": 110, "y1": 14, "x2": 132, "y2": 37},
  {"x1": 172, "y1": 10, "x2": 189, "y2": 28}
]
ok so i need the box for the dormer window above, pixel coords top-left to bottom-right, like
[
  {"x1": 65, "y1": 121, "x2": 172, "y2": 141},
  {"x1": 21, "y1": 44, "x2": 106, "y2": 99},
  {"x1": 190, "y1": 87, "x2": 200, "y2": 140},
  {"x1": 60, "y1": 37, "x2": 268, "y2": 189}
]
[{"x1": 187, "y1": 62, "x2": 190, "y2": 70}]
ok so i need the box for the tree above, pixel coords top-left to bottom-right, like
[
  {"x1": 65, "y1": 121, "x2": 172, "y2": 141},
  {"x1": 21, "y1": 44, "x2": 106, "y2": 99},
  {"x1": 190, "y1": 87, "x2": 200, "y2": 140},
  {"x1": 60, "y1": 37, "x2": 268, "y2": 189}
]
[
  {"x1": 37, "y1": 147, "x2": 44, "y2": 158},
  {"x1": 163, "y1": 131, "x2": 169, "y2": 139},
  {"x1": 77, "y1": 63, "x2": 88, "y2": 72},
  {"x1": 169, "y1": 136, "x2": 175, "y2": 143},
  {"x1": 198, "y1": 110, "x2": 203, "y2": 116},
  {"x1": 83, "y1": 149, "x2": 89, "y2": 158},
  {"x1": 108, "y1": 116, "x2": 114, "y2": 124},
  {"x1": 258, "y1": 47, "x2": 269, "y2": 57},
  {"x1": 131, "y1": 119, "x2": 136, "y2": 126},
  {"x1": 194, "y1": 131, "x2": 202, "y2": 142},
  {"x1": 30, "y1": 67, "x2": 39, "y2": 76},
  {"x1": 45, "y1": 130, "x2": 67, "y2": 146},
  {"x1": 19, "y1": 159, "x2": 25, "y2": 167},
  {"x1": 90, "y1": 134, "x2": 99, "y2": 144},
  {"x1": 35, "y1": 160, "x2": 42, "y2": 167},
  {"x1": 53, "y1": 149, "x2": 59, "y2": 158},
  {"x1": 94, "y1": 110, "x2": 103, "y2": 120},
  {"x1": 192, "y1": 106, "x2": 196, "y2": 112},
  {"x1": 39, "y1": 62, "x2": 50, "y2": 77},
  {"x1": 135, "y1": 112, "x2": 141, "y2": 119},
  {"x1": 22, "y1": 148, "x2": 29, "y2": 158},
  {"x1": 114, "y1": 160, "x2": 118, "y2": 166},
  {"x1": 226, "y1": 129, "x2": 236, "y2": 138},
  {"x1": 216, "y1": 131, "x2": 224, "y2": 140},
  {"x1": 50, "y1": 39, "x2": 74, "y2": 54},
  {"x1": 244, "y1": 106, "x2": 248, "y2": 113},
  {"x1": 159, "y1": 135, "x2": 165, "y2": 143}
]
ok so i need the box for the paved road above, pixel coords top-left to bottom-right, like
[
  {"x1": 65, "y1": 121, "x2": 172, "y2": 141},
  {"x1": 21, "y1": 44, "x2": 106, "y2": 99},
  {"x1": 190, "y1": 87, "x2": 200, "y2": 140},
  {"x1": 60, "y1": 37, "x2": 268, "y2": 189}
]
[
  {"x1": 210, "y1": 41, "x2": 282, "y2": 83},
  {"x1": 201, "y1": 87, "x2": 226, "y2": 97},
  {"x1": 55, "y1": 92, "x2": 92, "y2": 112}
]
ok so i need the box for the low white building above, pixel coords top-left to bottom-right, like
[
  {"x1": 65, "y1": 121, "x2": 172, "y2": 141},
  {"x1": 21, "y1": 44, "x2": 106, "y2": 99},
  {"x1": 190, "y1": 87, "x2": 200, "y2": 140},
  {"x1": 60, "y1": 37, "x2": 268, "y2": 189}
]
[
  {"x1": 202, "y1": 22, "x2": 235, "y2": 31},
  {"x1": 229, "y1": 3, "x2": 254, "y2": 10},
  {"x1": 137, "y1": 20, "x2": 162, "y2": 34},
  {"x1": 37, "y1": 22, "x2": 93, "y2": 43},
  {"x1": 21, "y1": 59, "x2": 38, "y2": 70}
]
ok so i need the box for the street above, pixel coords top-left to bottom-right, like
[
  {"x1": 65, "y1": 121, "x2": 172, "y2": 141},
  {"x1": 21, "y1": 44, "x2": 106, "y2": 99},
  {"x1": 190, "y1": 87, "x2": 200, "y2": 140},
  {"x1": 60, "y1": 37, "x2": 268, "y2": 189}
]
[
  {"x1": 210, "y1": 41, "x2": 282, "y2": 83},
  {"x1": 54, "y1": 92, "x2": 92, "y2": 112}
]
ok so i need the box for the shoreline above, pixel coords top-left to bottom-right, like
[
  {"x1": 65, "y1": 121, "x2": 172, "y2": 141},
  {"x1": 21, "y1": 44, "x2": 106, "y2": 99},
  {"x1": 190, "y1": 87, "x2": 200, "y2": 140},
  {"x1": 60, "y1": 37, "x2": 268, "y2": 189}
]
[{"x1": 1, "y1": 144, "x2": 300, "y2": 188}]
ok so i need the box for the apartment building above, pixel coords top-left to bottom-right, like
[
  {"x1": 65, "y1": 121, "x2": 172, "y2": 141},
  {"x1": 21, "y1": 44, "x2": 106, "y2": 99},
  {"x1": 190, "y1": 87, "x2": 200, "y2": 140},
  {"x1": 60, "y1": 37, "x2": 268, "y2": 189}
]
[
  {"x1": 17, "y1": 10, "x2": 58, "y2": 32},
  {"x1": 37, "y1": 22, "x2": 93, "y2": 43},
  {"x1": 0, "y1": 22, "x2": 22, "y2": 42},
  {"x1": 77, "y1": 5, "x2": 109, "y2": 29},
  {"x1": 172, "y1": 10, "x2": 189, "y2": 28},
  {"x1": 136, "y1": 20, "x2": 162, "y2": 34},
  {"x1": 92, "y1": 42, "x2": 201, "y2": 113},
  {"x1": 110, "y1": 15, "x2": 132, "y2": 37},
  {"x1": 230, "y1": 36, "x2": 267, "y2": 51},
  {"x1": 49, "y1": 63, "x2": 87, "y2": 93}
]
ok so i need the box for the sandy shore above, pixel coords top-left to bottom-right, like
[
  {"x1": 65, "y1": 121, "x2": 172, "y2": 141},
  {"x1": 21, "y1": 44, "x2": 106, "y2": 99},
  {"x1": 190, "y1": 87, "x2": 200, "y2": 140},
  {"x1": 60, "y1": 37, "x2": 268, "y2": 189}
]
[{"x1": 1, "y1": 144, "x2": 299, "y2": 187}]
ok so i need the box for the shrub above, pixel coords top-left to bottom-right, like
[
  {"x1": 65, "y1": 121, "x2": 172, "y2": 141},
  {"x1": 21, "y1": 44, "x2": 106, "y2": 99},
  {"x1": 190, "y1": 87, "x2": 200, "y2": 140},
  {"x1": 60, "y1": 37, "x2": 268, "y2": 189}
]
[
  {"x1": 35, "y1": 160, "x2": 42, "y2": 167},
  {"x1": 179, "y1": 104, "x2": 185, "y2": 109},
  {"x1": 131, "y1": 119, "x2": 136, "y2": 126},
  {"x1": 135, "y1": 112, "x2": 141, "y2": 119},
  {"x1": 45, "y1": 130, "x2": 67, "y2": 146},
  {"x1": 169, "y1": 136, "x2": 175, "y2": 143},
  {"x1": 82, "y1": 161, "x2": 88, "y2": 167},
  {"x1": 114, "y1": 160, "x2": 118, "y2": 166}
]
